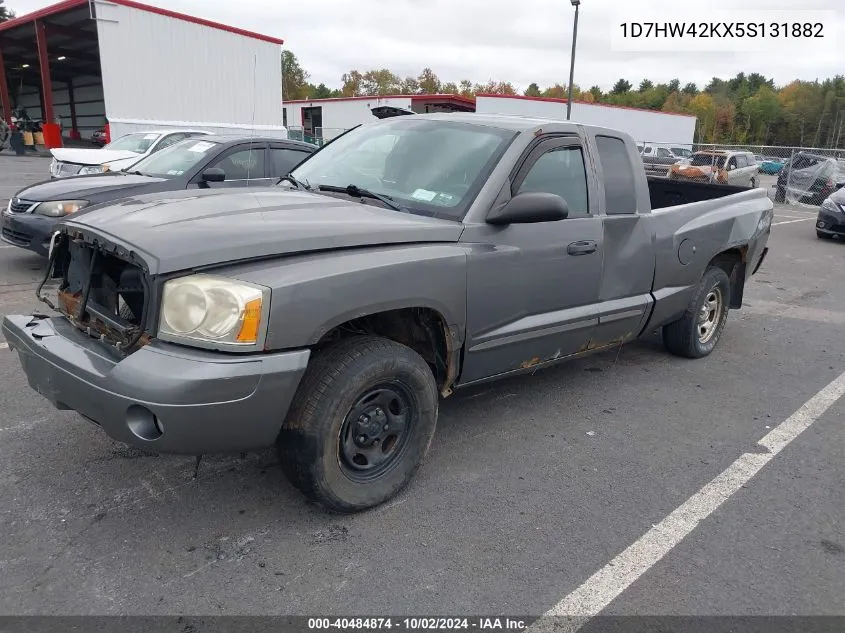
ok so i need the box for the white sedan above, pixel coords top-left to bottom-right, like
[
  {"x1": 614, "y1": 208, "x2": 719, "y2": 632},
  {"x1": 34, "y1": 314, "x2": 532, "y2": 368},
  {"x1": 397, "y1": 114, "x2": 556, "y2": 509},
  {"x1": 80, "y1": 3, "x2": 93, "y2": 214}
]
[{"x1": 49, "y1": 129, "x2": 210, "y2": 178}]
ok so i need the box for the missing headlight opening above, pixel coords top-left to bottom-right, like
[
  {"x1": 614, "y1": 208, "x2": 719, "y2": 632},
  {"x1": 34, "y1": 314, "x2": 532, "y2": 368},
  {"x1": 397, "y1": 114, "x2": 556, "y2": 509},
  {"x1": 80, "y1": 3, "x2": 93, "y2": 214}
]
[{"x1": 39, "y1": 233, "x2": 152, "y2": 353}]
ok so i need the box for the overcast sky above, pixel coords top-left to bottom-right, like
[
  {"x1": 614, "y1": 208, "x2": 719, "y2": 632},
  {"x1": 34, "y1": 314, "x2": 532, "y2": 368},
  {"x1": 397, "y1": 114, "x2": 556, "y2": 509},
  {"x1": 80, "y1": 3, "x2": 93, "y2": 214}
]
[{"x1": 8, "y1": 0, "x2": 845, "y2": 92}]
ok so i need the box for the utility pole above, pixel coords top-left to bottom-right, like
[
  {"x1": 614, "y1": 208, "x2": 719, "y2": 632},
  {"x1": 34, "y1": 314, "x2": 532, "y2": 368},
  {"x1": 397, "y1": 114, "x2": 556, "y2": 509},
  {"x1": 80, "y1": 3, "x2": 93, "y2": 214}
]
[{"x1": 566, "y1": 0, "x2": 580, "y2": 121}]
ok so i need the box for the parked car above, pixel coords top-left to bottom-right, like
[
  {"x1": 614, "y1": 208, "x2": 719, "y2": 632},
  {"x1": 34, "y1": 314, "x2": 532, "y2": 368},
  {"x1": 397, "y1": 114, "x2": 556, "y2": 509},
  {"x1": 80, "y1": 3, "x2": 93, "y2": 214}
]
[
  {"x1": 669, "y1": 150, "x2": 759, "y2": 187},
  {"x1": 91, "y1": 128, "x2": 108, "y2": 147},
  {"x1": 816, "y1": 186, "x2": 845, "y2": 240},
  {"x1": 775, "y1": 152, "x2": 843, "y2": 205},
  {"x1": 640, "y1": 143, "x2": 690, "y2": 176},
  {"x1": 49, "y1": 129, "x2": 211, "y2": 178},
  {"x1": 758, "y1": 157, "x2": 785, "y2": 175},
  {"x1": 2, "y1": 114, "x2": 772, "y2": 513},
  {"x1": 2, "y1": 135, "x2": 316, "y2": 256}
]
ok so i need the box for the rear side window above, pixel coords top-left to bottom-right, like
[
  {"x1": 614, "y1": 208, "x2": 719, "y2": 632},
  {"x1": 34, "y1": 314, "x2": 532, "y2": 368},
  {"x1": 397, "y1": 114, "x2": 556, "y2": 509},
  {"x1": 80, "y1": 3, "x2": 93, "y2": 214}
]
[
  {"x1": 595, "y1": 135, "x2": 637, "y2": 215},
  {"x1": 734, "y1": 155, "x2": 746, "y2": 168}
]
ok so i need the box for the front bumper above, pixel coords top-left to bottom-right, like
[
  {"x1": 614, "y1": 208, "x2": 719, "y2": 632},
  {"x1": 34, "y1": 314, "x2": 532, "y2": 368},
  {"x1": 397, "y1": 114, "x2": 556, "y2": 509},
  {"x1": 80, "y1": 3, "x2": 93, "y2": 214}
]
[
  {"x1": 816, "y1": 209, "x2": 845, "y2": 236},
  {"x1": 2, "y1": 314, "x2": 311, "y2": 454},
  {"x1": 1, "y1": 211, "x2": 55, "y2": 256}
]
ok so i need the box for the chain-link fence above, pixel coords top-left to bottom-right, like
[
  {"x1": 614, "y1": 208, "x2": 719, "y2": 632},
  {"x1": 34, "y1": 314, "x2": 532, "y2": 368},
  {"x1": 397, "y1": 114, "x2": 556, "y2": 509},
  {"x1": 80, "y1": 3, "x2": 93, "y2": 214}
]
[
  {"x1": 636, "y1": 141, "x2": 845, "y2": 208},
  {"x1": 286, "y1": 126, "x2": 349, "y2": 147}
]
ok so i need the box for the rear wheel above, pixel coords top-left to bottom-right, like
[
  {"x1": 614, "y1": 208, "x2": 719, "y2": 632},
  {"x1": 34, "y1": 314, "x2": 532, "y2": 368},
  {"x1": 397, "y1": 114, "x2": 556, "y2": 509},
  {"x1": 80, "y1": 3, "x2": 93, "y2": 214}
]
[
  {"x1": 277, "y1": 335, "x2": 438, "y2": 513},
  {"x1": 663, "y1": 266, "x2": 731, "y2": 359}
]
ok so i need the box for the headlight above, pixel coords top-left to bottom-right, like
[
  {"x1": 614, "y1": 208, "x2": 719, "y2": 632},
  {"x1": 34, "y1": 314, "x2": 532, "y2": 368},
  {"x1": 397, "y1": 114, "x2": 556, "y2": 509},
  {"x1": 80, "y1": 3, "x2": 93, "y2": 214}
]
[
  {"x1": 821, "y1": 198, "x2": 843, "y2": 213},
  {"x1": 79, "y1": 164, "x2": 108, "y2": 175},
  {"x1": 33, "y1": 200, "x2": 89, "y2": 217},
  {"x1": 158, "y1": 274, "x2": 269, "y2": 350}
]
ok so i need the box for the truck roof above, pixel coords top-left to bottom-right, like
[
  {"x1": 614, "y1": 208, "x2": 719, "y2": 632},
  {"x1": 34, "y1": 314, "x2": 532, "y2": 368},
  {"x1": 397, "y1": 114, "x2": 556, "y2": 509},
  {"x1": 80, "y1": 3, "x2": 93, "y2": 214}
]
[{"x1": 398, "y1": 111, "x2": 583, "y2": 132}]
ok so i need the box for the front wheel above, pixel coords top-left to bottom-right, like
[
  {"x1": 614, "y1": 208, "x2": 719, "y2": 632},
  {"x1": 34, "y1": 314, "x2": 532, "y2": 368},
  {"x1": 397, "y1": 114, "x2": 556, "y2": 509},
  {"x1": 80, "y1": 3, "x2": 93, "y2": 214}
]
[
  {"x1": 277, "y1": 335, "x2": 439, "y2": 513},
  {"x1": 663, "y1": 266, "x2": 731, "y2": 359}
]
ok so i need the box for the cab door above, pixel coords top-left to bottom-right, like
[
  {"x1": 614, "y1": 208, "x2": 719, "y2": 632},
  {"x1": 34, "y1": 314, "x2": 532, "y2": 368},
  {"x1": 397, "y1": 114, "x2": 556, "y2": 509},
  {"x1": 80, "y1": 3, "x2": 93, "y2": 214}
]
[{"x1": 459, "y1": 136, "x2": 605, "y2": 385}]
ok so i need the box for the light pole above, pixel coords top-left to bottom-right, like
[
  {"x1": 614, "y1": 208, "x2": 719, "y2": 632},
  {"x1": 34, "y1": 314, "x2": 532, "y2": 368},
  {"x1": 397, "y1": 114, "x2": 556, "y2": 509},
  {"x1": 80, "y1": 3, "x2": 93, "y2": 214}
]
[{"x1": 566, "y1": 0, "x2": 580, "y2": 121}]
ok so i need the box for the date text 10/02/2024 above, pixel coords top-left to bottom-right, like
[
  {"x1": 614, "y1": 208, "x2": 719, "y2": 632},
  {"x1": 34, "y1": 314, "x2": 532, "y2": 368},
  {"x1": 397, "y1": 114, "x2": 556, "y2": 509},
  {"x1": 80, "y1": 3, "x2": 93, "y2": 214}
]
[{"x1": 307, "y1": 618, "x2": 529, "y2": 631}]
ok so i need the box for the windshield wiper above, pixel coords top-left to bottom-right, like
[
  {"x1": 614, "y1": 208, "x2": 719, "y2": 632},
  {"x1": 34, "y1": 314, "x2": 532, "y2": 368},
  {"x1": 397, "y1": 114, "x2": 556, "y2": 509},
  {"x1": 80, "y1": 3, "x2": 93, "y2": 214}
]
[
  {"x1": 317, "y1": 184, "x2": 402, "y2": 212},
  {"x1": 278, "y1": 174, "x2": 311, "y2": 190}
]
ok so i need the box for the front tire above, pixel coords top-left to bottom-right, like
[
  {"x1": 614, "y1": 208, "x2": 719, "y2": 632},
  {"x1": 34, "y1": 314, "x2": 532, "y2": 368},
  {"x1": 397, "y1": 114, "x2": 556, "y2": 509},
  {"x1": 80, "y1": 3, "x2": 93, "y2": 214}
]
[
  {"x1": 663, "y1": 266, "x2": 731, "y2": 359},
  {"x1": 277, "y1": 335, "x2": 439, "y2": 513}
]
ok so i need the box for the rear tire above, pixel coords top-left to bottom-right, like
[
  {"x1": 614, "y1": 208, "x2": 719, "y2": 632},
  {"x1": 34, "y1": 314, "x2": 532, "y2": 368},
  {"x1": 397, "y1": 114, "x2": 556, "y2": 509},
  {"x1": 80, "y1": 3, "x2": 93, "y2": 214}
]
[
  {"x1": 663, "y1": 266, "x2": 731, "y2": 359},
  {"x1": 277, "y1": 335, "x2": 438, "y2": 513}
]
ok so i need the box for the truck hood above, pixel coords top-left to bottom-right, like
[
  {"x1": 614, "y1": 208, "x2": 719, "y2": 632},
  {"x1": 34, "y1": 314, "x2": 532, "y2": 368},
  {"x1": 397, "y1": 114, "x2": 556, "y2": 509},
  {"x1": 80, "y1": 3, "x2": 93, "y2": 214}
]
[
  {"x1": 17, "y1": 173, "x2": 167, "y2": 202},
  {"x1": 50, "y1": 147, "x2": 142, "y2": 166},
  {"x1": 61, "y1": 188, "x2": 464, "y2": 274}
]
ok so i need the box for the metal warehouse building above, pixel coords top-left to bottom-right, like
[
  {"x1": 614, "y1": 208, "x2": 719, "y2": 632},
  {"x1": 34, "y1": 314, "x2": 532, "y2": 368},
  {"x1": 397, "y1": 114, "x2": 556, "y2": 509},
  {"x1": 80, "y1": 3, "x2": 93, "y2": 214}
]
[
  {"x1": 283, "y1": 94, "x2": 476, "y2": 143},
  {"x1": 0, "y1": 0, "x2": 285, "y2": 147},
  {"x1": 476, "y1": 94, "x2": 697, "y2": 146}
]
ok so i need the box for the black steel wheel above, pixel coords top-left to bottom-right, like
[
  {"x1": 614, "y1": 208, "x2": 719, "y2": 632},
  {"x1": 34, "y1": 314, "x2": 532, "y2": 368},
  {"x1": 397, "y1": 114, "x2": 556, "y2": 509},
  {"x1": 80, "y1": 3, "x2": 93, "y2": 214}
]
[
  {"x1": 338, "y1": 383, "x2": 416, "y2": 481},
  {"x1": 277, "y1": 335, "x2": 438, "y2": 513}
]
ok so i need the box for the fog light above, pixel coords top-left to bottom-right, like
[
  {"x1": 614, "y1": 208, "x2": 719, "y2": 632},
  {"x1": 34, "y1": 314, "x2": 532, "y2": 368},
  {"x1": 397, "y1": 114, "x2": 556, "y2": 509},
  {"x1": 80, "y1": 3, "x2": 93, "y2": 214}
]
[{"x1": 817, "y1": 221, "x2": 826, "y2": 228}]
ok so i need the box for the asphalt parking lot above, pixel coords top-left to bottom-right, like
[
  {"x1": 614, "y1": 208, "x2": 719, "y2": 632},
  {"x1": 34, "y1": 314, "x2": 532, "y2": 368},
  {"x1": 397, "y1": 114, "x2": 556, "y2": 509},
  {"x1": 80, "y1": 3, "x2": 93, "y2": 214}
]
[{"x1": 1, "y1": 155, "x2": 843, "y2": 618}]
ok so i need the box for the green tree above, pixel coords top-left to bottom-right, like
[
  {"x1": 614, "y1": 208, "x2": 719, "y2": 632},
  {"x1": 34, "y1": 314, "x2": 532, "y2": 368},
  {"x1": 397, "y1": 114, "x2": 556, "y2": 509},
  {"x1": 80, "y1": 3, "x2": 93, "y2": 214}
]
[
  {"x1": 361, "y1": 69, "x2": 402, "y2": 95},
  {"x1": 611, "y1": 79, "x2": 631, "y2": 94},
  {"x1": 341, "y1": 70, "x2": 364, "y2": 97},
  {"x1": 458, "y1": 80, "x2": 474, "y2": 98},
  {"x1": 310, "y1": 83, "x2": 334, "y2": 99},
  {"x1": 682, "y1": 82, "x2": 699, "y2": 96},
  {"x1": 0, "y1": 0, "x2": 14, "y2": 21},
  {"x1": 667, "y1": 79, "x2": 681, "y2": 93},
  {"x1": 542, "y1": 84, "x2": 567, "y2": 99},
  {"x1": 281, "y1": 50, "x2": 310, "y2": 100},
  {"x1": 524, "y1": 82, "x2": 542, "y2": 97},
  {"x1": 743, "y1": 85, "x2": 780, "y2": 143},
  {"x1": 687, "y1": 92, "x2": 717, "y2": 143},
  {"x1": 638, "y1": 79, "x2": 653, "y2": 92},
  {"x1": 442, "y1": 81, "x2": 459, "y2": 95},
  {"x1": 417, "y1": 68, "x2": 441, "y2": 94},
  {"x1": 589, "y1": 86, "x2": 603, "y2": 101},
  {"x1": 401, "y1": 76, "x2": 420, "y2": 95},
  {"x1": 474, "y1": 80, "x2": 516, "y2": 95}
]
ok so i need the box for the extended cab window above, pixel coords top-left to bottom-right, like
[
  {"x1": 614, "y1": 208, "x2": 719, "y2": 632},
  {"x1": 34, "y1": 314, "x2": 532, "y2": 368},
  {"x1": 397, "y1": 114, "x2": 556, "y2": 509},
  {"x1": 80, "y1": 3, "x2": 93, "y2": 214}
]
[
  {"x1": 657, "y1": 148, "x2": 672, "y2": 158},
  {"x1": 595, "y1": 135, "x2": 637, "y2": 215},
  {"x1": 517, "y1": 145, "x2": 589, "y2": 215}
]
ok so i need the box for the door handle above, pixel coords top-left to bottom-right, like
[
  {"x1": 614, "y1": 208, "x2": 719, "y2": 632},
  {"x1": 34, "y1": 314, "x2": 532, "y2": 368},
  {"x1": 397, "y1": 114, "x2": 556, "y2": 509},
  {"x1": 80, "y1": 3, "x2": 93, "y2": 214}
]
[{"x1": 567, "y1": 240, "x2": 597, "y2": 256}]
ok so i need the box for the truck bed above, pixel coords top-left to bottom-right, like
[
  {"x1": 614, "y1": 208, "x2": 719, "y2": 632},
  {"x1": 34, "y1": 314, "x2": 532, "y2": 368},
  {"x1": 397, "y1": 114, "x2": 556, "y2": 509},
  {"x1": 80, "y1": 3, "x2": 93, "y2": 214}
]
[{"x1": 647, "y1": 176, "x2": 753, "y2": 210}]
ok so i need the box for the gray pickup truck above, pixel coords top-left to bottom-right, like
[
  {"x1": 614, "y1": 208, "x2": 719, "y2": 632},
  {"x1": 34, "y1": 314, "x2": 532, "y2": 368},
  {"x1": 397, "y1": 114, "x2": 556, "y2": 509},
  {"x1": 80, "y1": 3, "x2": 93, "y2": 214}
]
[{"x1": 2, "y1": 113, "x2": 772, "y2": 513}]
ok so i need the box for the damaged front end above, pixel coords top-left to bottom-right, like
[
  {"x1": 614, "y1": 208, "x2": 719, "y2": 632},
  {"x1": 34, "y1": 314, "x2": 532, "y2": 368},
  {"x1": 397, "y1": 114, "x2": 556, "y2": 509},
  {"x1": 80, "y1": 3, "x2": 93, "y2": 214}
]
[{"x1": 38, "y1": 228, "x2": 154, "y2": 354}]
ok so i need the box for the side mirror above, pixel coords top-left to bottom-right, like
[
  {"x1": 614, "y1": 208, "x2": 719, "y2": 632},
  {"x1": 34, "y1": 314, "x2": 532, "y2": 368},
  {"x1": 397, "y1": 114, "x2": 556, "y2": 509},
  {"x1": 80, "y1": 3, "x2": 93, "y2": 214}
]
[
  {"x1": 201, "y1": 168, "x2": 226, "y2": 183},
  {"x1": 486, "y1": 192, "x2": 569, "y2": 226}
]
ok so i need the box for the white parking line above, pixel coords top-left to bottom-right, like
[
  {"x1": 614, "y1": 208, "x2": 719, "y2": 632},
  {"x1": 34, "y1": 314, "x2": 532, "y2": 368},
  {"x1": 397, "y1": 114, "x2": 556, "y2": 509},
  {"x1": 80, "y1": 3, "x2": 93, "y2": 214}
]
[
  {"x1": 0, "y1": 342, "x2": 8, "y2": 350},
  {"x1": 543, "y1": 368, "x2": 845, "y2": 624},
  {"x1": 772, "y1": 217, "x2": 815, "y2": 226},
  {"x1": 0, "y1": 244, "x2": 17, "y2": 250}
]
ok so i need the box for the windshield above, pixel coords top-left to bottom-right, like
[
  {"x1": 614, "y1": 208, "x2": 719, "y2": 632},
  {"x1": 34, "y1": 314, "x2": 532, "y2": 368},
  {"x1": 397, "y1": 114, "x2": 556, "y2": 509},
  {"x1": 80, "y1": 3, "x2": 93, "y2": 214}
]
[
  {"x1": 289, "y1": 118, "x2": 517, "y2": 219},
  {"x1": 130, "y1": 138, "x2": 220, "y2": 178},
  {"x1": 104, "y1": 133, "x2": 161, "y2": 154},
  {"x1": 689, "y1": 153, "x2": 726, "y2": 168}
]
